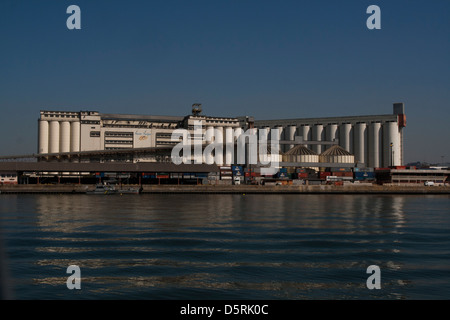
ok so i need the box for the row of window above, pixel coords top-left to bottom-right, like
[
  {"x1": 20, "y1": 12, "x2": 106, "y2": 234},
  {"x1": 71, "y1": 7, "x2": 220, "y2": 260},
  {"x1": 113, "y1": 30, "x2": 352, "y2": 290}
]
[
  {"x1": 42, "y1": 114, "x2": 78, "y2": 118},
  {"x1": 105, "y1": 140, "x2": 133, "y2": 145},
  {"x1": 105, "y1": 132, "x2": 134, "y2": 137}
]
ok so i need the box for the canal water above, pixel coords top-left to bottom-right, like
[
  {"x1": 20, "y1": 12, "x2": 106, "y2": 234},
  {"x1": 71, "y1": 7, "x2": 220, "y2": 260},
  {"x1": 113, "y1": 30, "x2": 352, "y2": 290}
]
[{"x1": 0, "y1": 194, "x2": 449, "y2": 299}]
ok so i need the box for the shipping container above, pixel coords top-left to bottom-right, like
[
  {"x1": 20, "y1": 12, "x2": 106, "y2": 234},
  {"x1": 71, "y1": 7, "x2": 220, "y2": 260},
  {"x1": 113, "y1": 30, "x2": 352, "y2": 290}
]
[
  {"x1": 326, "y1": 167, "x2": 352, "y2": 172},
  {"x1": 232, "y1": 165, "x2": 243, "y2": 172},
  {"x1": 196, "y1": 173, "x2": 208, "y2": 178}
]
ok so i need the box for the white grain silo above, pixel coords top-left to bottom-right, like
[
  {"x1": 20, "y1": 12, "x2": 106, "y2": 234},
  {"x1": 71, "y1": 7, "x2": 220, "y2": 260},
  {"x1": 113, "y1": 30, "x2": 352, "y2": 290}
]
[
  {"x1": 225, "y1": 127, "x2": 234, "y2": 165},
  {"x1": 70, "y1": 121, "x2": 80, "y2": 152},
  {"x1": 312, "y1": 124, "x2": 324, "y2": 154},
  {"x1": 214, "y1": 126, "x2": 224, "y2": 165},
  {"x1": 38, "y1": 120, "x2": 49, "y2": 154},
  {"x1": 383, "y1": 121, "x2": 401, "y2": 167},
  {"x1": 286, "y1": 125, "x2": 297, "y2": 151},
  {"x1": 339, "y1": 123, "x2": 352, "y2": 153},
  {"x1": 49, "y1": 121, "x2": 60, "y2": 154},
  {"x1": 204, "y1": 126, "x2": 215, "y2": 164},
  {"x1": 59, "y1": 121, "x2": 71, "y2": 153},
  {"x1": 368, "y1": 122, "x2": 382, "y2": 168},
  {"x1": 326, "y1": 123, "x2": 338, "y2": 151},
  {"x1": 301, "y1": 125, "x2": 311, "y2": 149},
  {"x1": 354, "y1": 122, "x2": 367, "y2": 166}
]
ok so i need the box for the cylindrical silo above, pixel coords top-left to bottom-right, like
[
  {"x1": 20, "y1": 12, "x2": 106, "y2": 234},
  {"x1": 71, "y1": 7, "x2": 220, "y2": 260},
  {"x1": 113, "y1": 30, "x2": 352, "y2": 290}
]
[
  {"x1": 301, "y1": 125, "x2": 310, "y2": 149},
  {"x1": 59, "y1": 121, "x2": 71, "y2": 153},
  {"x1": 49, "y1": 121, "x2": 60, "y2": 154},
  {"x1": 214, "y1": 126, "x2": 224, "y2": 165},
  {"x1": 354, "y1": 123, "x2": 367, "y2": 166},
  {"x1": 326, "y1": 123, "x2": 338, "y2": 152},
  {"x1": 234, "y1": 127, "x2": 244, "y2": 141},
  {"x1": 70, "y1": 121, "x2": 80, "y2": 152},
  {"x1": 38, "y1": 120, "x2": 49, "y2": 154},
  {"x1": 312, "y1": 124, "x2": 323, "y2": 154},
  {"x1": 286, "y1": 125, "x2": 297, "y2": 151},
  {"x1": 258, "y1": 128, "x2": 270, "y2": 164},
  {"x1": 204, "y1": 126, "x2": 215, "y2": 164},
  {"x1": 368, "y1": 122, "x2": 382, "y2": 168},
  {"x1": 225, "y1": 127, "x2": 234, "y2": 165},
  {"x1": 271, "y1": 126, "x2": 284, "y2": 144},
  {"x1": 383, "y1": 121, "x2": 401, "y2": 167},
  {"x1": 339, "y1": 123, "x2": 352, "y2": 153}
]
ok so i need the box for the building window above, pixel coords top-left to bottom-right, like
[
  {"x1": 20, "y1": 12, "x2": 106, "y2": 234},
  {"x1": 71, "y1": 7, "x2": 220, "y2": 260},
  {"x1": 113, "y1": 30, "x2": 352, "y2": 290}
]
[{"x1": 90, "y1": 131, "x2": 100, "y2": 137}]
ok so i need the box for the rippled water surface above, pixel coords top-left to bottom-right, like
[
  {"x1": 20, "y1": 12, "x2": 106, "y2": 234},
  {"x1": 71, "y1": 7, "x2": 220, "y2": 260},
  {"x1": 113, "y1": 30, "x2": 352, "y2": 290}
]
[{"x1": 0, "y1": 194, "x2": 449, "y2": 299}]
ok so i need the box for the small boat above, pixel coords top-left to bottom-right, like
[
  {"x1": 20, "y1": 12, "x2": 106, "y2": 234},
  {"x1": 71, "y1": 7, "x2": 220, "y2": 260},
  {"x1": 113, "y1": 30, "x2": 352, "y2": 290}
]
[
  {"x1": 116, "y1": 186, "x2": 142, "y2": 194},
  {"x1": 86, "y1": 183, "x2": 117, "y2": 195}
]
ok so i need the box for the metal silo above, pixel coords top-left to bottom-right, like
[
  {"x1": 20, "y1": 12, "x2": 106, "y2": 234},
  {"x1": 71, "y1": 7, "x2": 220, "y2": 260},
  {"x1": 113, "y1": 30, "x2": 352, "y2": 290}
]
[
  {"x1": 319, "y1": 145, "x2": 355, "y2": 165},
  {"x1": 283, "y1": 145, "x2": 319, "y2": 164}
]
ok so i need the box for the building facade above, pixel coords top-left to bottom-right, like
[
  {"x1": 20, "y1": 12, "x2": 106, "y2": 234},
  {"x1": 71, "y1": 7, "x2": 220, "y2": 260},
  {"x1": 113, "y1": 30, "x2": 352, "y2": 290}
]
[{"x1": 37, "y1": 103, "x2": 406, "y2": 168}]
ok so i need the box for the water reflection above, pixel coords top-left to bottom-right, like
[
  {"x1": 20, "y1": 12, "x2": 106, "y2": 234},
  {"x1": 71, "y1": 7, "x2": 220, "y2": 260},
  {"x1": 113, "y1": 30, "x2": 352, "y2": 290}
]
[
  {"x1": 33, "y1": 194, "x2": 407, "y2": 234},
  {"x1": 3, "y1": 194, "x2": 449, "y2": 299}
]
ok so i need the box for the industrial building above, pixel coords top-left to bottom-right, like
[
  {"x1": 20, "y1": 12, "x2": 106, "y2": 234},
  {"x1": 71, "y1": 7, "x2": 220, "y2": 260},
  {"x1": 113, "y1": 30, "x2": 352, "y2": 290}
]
[
  {"x1": 253, "y1": 102, "x2": 406, "y2": 168},
  {"x1": 36, "y1": 103, "x2": 406, "y2": 169}
]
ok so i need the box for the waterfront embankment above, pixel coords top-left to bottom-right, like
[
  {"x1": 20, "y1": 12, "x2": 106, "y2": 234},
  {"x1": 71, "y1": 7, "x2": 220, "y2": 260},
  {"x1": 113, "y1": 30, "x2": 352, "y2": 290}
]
[{"x1": 1, "y1": 184, "x2": 450, "y2": 194}]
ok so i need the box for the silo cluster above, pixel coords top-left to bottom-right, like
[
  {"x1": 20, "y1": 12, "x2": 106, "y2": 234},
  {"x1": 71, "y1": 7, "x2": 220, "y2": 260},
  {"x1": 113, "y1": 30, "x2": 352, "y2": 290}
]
[
  {"x1": 38, "y1": 112, "x2": 80, "y2": 155},
  {"x1": 256, "y1": 121, "x2": 402, "y2": 168},
  {"x1": 254, "y1": 103, "x2": 405, "y2": 168}
]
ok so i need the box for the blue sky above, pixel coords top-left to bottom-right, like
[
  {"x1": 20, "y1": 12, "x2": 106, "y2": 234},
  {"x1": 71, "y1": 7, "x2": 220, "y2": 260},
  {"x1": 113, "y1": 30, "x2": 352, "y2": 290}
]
[{"x1": 0, "y1": 0, "x2": 449, "y2": 163}]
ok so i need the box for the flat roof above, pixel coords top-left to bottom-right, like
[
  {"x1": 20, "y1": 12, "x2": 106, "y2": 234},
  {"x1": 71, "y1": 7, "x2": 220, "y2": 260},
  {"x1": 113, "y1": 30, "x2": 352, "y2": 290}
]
[
  {"x1": 0, "y1": 162, "x2": 219, "y2": 173},
  {"x1": 100, "y1": 113, "x2": 184, "y2": 122},
  {"x1": 254, "y1": 114, "x2": 398, "y2": 127}
]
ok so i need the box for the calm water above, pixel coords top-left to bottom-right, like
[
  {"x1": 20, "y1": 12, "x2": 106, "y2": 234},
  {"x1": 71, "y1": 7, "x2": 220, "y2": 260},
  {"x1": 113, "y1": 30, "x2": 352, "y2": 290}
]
[{"x1": 0, "y1": 193, "x2": 449, "y2": 300}]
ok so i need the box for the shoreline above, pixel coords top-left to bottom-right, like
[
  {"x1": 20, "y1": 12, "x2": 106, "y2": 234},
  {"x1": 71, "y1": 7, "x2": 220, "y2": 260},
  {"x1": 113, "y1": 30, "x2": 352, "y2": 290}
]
[{"x1": 1, "y1": 184, "x2": 450, "y2": 194}]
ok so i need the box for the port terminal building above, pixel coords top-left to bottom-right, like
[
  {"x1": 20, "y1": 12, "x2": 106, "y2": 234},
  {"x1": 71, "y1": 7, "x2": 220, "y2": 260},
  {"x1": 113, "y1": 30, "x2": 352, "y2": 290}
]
[
  {"x1": 36, "y1": 103, "x2": 407, "y2": 168},
  {"x1": 6, "y1": 102, "x2": 447, "y2": 187}
]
